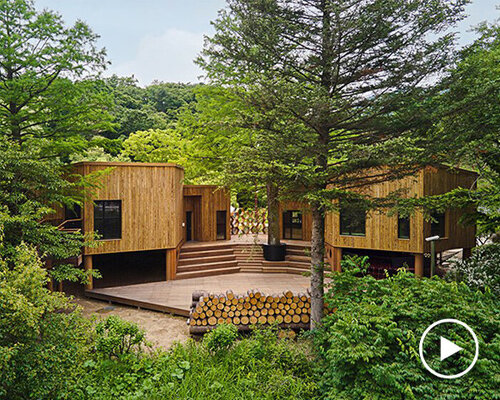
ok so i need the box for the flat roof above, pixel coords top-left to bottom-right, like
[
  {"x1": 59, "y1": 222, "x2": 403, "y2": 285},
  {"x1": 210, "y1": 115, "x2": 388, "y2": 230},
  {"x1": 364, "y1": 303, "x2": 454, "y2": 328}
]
[{"x1": 71, "y1": 161, "x2": 184, "y2": 170}]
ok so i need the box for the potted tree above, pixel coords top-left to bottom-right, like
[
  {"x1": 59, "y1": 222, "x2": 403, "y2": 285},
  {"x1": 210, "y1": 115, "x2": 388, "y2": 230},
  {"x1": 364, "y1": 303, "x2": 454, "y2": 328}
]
[{"x1": 262, "y1": 182, "x2": 286, "y2": 261}]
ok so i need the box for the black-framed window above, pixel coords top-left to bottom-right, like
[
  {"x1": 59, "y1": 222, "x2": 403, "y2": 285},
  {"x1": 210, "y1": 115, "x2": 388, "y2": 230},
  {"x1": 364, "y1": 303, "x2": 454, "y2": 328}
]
[
  {"x1": 398, "y1": 215, "x2": 410, "y2": 239},
  {"x1": 283, "y1": 210, "x2": 303, "y2": 240},
  {"x1": 431, "y1": 212, "x2": 446, "y2": 238},
  {"x1": 340, "y1": 203, "x2": 366, "y2": 236},
  {"x1": 94, "y1": 200, "x2": 122, "y2": 240},
  {"x1": 216, "y1": 210, "x2": 227, "y2": 240}
]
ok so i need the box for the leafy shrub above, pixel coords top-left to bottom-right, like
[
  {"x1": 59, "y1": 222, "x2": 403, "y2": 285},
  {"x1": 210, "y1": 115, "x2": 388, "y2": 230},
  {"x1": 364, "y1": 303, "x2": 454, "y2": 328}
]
[
  {"x1": 317, "y1": 270, "x2": 500, "y2": 400},
  {"x1": 95, "y1": 316, "x2": 148, "y2": 359},
  {"x1": 0, "y1": 244, "x2": 90, "y2": 400},
  {"x1": 76, "y1": 327, "x2": 319, "y2": 399},
  {"x1": 340, "y1": 254, "x2": 370, "y2": 275},
  {"x1": 447, "y1": 243, "x2": 500, "y2": 296},
  {"x1": 203, "y1": 323, "x2": 238, "y2": 354}
]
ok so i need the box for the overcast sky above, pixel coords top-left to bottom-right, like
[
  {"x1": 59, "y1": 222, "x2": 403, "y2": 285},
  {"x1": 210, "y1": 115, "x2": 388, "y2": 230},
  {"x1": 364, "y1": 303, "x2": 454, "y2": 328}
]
[{"x1": 36, "y1": 0, "x2": 499, "y2": 86}]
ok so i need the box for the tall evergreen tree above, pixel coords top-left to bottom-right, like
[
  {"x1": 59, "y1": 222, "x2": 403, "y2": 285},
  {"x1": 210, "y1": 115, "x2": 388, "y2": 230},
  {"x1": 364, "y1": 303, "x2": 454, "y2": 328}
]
[{"x1": 199, "y1": 0, "x2": 469, "y2": 326}]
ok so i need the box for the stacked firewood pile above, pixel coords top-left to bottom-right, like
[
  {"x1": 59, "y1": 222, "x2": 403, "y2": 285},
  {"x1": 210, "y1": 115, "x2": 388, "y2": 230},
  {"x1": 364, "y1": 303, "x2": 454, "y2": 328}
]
[{"x1": 188, "y1": 289, "x2": 311, "y2": 334}]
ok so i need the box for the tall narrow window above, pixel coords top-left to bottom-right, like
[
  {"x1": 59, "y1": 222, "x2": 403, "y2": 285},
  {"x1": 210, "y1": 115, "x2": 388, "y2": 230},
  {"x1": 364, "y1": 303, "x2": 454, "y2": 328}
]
[
  {"x1": 431, "y1": 212, "x2": 446, "y2": 237},
  {"x1": 94, "y1": 200, "x2": 122, "y2": 240},
  {"x1": 283, "y1": 211, "x2": 303, "y2": 240},
  {"x1": 398, "y1": 215, "x2": 410, "y2": 239},
  {"x1": 340, "y1": 202, "x2": 366, "y2": 236},
  {"x1": 216, "y1": 211, "x2": 227, "y2": 240}
]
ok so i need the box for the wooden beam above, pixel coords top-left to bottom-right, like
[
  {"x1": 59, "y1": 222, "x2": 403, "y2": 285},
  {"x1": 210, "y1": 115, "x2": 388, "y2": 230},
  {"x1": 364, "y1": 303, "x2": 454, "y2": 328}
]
[
  {"x1": 166, "y1": 248, "x2": 177, "y2": 280},
  {"x1": 414, "y1": 253, "x2": 424, "y2": 277},
  {"x1": 332, "y1": 247, "x2": 342, "y2": 272},
  {"x1": 84, "y1": 255, "x2": 93, "y2": 290}
]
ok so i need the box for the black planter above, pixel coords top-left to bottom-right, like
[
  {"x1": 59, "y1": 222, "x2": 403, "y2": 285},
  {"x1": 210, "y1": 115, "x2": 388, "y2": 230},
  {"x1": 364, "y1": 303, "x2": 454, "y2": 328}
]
[{"x1": 262, "y1": 243, "x2": 287, "y2": 261}]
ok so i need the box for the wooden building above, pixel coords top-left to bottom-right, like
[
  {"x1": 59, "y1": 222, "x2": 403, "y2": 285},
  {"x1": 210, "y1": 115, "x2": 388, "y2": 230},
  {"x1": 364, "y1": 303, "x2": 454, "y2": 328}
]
[
  {"x1": 279, "y1": 166, "x2": 476, "y2": 277},
  {"x1": 183, "y1": 185, "x2": 231, "y2": 242},
  {"x1": 53, "y1": 162, "x2": 231, "y2": 289}
]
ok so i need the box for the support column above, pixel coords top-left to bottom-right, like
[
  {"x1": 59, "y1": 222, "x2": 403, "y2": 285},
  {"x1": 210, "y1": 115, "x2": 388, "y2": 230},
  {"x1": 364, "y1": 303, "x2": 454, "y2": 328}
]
[
  {"x1": 414, "y1": 254, "x2": 424, "y2": 277},
  {"x1": 166, "y1": 249, "x2": 177, "y2": 281},
  {"x1": 84, "y1": 255, "x2": 93, "y2": 290},
  {"x1": 332, "y1": 247, "x2": 342, "y2": 272},
  {"x1": 463, "y1": 248, "x2": 472, "y2": 260}
]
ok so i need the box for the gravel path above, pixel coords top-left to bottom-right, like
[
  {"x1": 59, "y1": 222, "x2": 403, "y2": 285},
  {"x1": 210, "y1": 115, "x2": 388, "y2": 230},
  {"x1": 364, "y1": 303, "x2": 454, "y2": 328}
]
[{"x1": 74, "y1": 297, "x2": 190, "y2": 350}]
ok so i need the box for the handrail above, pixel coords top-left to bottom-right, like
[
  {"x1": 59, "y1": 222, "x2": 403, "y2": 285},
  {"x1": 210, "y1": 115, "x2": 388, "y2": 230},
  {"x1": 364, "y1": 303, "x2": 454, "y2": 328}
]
[{"x1": 57, "y1": 218, "x2": 83, "y2": 231}]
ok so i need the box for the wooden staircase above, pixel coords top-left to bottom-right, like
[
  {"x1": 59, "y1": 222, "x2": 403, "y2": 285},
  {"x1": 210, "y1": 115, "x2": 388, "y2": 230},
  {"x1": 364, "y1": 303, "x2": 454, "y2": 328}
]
[
  {"x1": 176, "y1": 243, "x2": 240, "y2": 279},
  {"x1": 175, "y1": 241, "x2": 329, "y2": 279},
  {"x1": 262, "y1": 242, "x2": 311, "y2": 274}
]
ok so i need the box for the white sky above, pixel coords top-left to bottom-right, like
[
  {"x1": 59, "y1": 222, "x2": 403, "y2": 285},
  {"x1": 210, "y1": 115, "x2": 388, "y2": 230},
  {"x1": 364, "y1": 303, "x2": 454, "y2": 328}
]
[{"x1": 36, "y1": 0, "x2": 499, "y2": 86}]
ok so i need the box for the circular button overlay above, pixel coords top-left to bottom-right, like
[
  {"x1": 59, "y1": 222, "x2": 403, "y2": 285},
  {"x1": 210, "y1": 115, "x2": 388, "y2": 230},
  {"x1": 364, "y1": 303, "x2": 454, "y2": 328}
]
[{"x1": 419, "y1": 319, "x2": 479, "y2": 379}]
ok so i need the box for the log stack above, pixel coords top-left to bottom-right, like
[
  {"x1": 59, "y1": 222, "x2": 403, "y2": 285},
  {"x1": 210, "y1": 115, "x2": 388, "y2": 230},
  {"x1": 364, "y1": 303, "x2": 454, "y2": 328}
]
[{"x1": 188, "y1": 289, "x2": 312, "y2": 334}]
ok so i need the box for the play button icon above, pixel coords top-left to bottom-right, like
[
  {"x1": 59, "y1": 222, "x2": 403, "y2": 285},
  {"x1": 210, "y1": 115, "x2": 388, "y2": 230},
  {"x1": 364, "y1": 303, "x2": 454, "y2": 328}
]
[
  {"x1": 440, "y1": 337, "x2": 462, "y2": 361},
  {"x1": 419, "y1": 319, "x2": 479, "y2": 379}
]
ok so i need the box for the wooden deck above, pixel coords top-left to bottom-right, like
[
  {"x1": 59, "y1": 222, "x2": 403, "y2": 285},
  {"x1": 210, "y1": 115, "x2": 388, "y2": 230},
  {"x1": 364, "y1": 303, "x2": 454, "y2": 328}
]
[{"x1": 86, "y1": 272, "x2": 311, "y2": 317}]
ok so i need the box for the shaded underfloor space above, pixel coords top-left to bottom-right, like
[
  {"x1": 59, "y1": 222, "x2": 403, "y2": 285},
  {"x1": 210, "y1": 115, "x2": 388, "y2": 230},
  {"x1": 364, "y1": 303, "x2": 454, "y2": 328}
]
[
  {"x1": 93, "y1": 250, "x2": 166, "y2": 289},
  {"x1": 86, "y1": 272, "x2": 311, "y2": 317}
]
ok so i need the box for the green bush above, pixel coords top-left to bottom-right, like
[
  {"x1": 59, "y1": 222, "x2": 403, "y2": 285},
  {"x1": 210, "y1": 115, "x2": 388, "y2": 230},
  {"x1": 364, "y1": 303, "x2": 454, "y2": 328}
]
[
  {"x1": 0, "y1": 244, "x2": 90, "y2": 400},
  {"x1": 203, "y1": 323, "x2": 238, "y2": 354},
  {"x1": 317, "y1": 269, "x2": 500, "y2": 400},
  {"x1": 76, "y1": 326, "x2": 319, "y2": 399},
  {"x1": 95, "y1": 316, "x2": 148, "y2": 359},
  {"x1": 447, "y1": 243, "x2": 500, "y2": 296}
]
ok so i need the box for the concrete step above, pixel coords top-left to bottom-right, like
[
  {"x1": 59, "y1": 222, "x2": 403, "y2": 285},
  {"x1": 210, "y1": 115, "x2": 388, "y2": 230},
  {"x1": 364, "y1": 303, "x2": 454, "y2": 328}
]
[
  {"x1": 240, "y1": 267, "x2": 264, "y2": 273},
  {"x1": 261, "y1": 266, "x2": 309, "y2": 275},
  {"x1": 286, "y1": 248, "x2": 310, "y2": 257},
  {"x1": 180, "y1": 248, "x2": 234, "y2": 259},
  {"x1": 286, "y1": 255, "x2": 310, "y2": 263},
  {"x1": 181, "y1": 243, "x2": 234, "y2": 253},
  {"x1": 175, "y1": 266, "x2": 240, "y2": 280},
  {"x1": 178, "y1": 254, "x2": 236, "y2": 266},
  {"x1": 176, "y1": 260, "x2": 238, "y2": 273}
]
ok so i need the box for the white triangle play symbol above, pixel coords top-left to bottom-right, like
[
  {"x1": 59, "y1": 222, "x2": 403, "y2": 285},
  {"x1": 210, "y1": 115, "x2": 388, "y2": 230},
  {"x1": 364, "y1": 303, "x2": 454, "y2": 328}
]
[{"x1": 440, "y1": 337, "x2": 463, "y2": 361}]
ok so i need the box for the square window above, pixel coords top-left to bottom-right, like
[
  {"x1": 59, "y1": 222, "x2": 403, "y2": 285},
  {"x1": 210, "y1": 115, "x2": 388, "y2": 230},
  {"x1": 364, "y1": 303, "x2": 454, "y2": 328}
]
[
  {"x1": 431, "y1": 212, "x2": 445, "y2": 238},
  {"x1": 94, "y1": 200, "x2": 122, "y2": 240},
  {"x1": 340, "y1": 202, "x2": 366, "y2": 236}
]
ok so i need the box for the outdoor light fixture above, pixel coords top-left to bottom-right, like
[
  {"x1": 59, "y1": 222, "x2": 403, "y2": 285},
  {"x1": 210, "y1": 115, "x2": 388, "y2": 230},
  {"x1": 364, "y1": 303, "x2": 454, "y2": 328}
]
[{"x1": 425, "y1": 235, "x2": 440, "y2": 277}]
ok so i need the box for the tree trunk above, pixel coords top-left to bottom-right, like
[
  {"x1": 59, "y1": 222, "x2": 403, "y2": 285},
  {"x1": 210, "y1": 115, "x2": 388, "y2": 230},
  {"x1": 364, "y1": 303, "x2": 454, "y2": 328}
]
[
  {"x1": 310, "y1": 203, "x2": 325, "y2": 329},
  {"x1": 267, "y1": 182, "x2": 280, "y2": 246}
]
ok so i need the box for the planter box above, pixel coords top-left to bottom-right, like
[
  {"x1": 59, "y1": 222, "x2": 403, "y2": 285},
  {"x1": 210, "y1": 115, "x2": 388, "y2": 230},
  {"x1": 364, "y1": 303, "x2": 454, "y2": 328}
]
[{"x1": 262, "y1": 243, "x2": 286, "y2": 261}]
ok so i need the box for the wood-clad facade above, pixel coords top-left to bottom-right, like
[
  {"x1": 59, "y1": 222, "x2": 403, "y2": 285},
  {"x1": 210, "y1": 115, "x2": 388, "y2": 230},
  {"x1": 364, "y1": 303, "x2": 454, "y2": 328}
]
[
  {"x1": 61, "y1": 163, "x2": 231, "y2": 288},
  {"x1": 323, "y1": 166, "x2": 477, "y2": 276},
  {"x1": 183, "y1": 185, "x2": 231, "y2": 242},
  {"x1": 325, "y1": 170, "x2": 424, "y2": 254},
  {"x1": 77, "y1": 162, "x2": 185, "y2": 255}
]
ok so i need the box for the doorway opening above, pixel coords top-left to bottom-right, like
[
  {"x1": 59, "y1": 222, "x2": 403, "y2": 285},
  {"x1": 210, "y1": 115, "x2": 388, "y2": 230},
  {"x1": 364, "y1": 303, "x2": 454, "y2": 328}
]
[
  {"x1": 216, "y1": 210, "x2": 227, "y2": 240},
  {"x1": 186, "y1": 211, "x2": 193, "y2": 241},
  {"x1": 283, "y1": 210, "x2": 303, "y2": 240}
]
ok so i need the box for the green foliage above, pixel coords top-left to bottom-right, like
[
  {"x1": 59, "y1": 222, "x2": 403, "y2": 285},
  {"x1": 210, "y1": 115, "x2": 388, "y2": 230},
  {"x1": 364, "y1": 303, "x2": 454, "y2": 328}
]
[
  {"x1": 425, "y1": 23, "x2": 500, "y2": 237},
  {"x1": 203, "y1": 323, "x2": 238, "y2": 354},
  {"x1": 102, "y1": 76, "x2": 198, "y2": 139},
  {"x1": 76, "y1": 327, "x2": 319, "y2": 400},
  {"x1": 0, "y1": 139, "x2": 92, "y2": 260},
  {"x1": 0, "y1": 242, "x2": 91, "y2": 400},
  {"x1": 447, "y1": 243, "x2": 500, "y2": 297},
  {"x1": 0, "y1": 0, "x2": 113, "y2": 147},
  {"x1": 95, "y1": 316, "x2": 148, "y2": 359},
  {"x1": 317, "y1": 270, "x2": 500, "y2": 400},
  {"x1": 340, "y1": 254, "x2": 370, "y2": 276}
]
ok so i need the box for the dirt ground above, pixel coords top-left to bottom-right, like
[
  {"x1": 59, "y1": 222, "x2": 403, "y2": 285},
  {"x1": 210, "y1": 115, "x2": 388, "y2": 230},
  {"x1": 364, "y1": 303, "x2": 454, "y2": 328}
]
[{"x1": 73, "y1": 297, "x2": 191, "y2": 350}]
